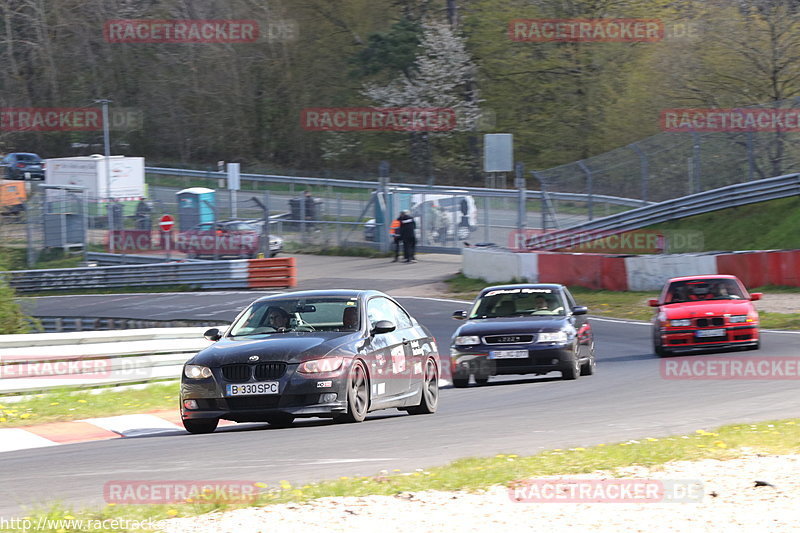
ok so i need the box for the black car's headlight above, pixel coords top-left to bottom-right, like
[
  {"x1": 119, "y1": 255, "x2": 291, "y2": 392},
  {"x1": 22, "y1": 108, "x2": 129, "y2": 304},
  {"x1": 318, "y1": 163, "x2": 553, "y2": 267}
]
[
  {"x1": 184, "y1": 365, "x2": 213, "y2": 379},
  {"x1": 454, "y1": 335, "x2": 480, "y2": 346},
  {"x1": 536, "y1": 331, "x2": 568, "y2": 344},
  {"x1": 298, "y1": 356, "x2": 344, "y2": 374}
]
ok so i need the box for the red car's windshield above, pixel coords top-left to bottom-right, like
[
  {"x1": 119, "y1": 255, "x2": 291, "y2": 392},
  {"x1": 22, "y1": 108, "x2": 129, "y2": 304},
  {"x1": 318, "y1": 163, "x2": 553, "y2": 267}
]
[{"x1": 666, "y1": 279, "x2": 745, "y2": 303}]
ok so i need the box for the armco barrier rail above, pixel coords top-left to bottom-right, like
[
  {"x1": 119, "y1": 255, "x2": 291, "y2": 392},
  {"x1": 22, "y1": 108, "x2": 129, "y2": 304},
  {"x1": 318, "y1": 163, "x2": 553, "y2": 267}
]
[
  {"x1": 0, "y1": 328, "x2": 217, "y2": 395},
  {"x1": 36, "y1": 316, "x2": 225, "y2": 333},
  {"x1": 0, "y1": 257, "x2": 296, "y2": 293},
  {"x1": 145, "y1": 166, "x2": 652, "y2": 208},
  {"x1": 526, "y1": 173, "x2": 800, "y2": 250}
]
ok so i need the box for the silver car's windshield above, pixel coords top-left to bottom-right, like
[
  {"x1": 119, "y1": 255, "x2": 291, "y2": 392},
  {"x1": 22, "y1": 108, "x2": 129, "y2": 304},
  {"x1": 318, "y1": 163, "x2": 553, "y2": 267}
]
[
  {"x1": 228, "y1": 297, "x2": 360, "y2": 336},
  {"x1": 469, "y1": 288, "x2": 566, "y2": 318}
]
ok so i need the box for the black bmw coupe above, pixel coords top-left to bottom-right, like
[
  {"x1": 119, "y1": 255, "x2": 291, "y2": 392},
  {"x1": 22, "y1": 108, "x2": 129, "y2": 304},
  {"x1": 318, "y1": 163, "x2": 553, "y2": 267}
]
[{"x1": 180, "y1": 289, "x2": 440, "y2": 433}]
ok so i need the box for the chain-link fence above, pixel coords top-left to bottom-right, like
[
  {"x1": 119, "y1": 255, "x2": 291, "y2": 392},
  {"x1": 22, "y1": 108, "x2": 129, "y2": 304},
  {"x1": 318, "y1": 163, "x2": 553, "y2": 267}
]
[{"x1": 534, "y1": 99, "x2": 800, "y2": 203}]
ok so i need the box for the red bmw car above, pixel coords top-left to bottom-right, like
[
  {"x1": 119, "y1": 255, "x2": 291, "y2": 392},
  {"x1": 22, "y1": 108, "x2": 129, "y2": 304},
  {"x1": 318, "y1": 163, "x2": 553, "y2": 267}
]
[{"x1": 649, "y1": 275, "x2": 761, "y2": 356}]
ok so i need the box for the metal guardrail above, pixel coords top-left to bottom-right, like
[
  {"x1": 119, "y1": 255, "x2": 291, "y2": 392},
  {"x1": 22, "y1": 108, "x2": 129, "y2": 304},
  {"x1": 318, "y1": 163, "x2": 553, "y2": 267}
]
[
  {"x1": 85, "y1": 252, "x2": 203, "y2": 265},
  {"x1": 145, "y1": 166, "x2": 652, "y2": 208},
  {"x1": 0, "y1": 328, "x2": 218, "y2": 395},
  {"x1": 526, "y1": 173, "x2": 800, "y2": 250},
  {"x1": 36, "y1": 316, "x2": 226, "y2": 333},
  {"x1": 0, "y1": 257, "x2": 296, "y2": 293}
]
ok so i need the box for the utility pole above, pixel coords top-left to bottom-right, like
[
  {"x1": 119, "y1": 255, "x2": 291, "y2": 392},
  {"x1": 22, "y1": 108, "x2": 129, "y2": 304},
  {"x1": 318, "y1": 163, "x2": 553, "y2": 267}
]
[{"x1": 96, "y1": 98, "x2": 114, "y2": 253}]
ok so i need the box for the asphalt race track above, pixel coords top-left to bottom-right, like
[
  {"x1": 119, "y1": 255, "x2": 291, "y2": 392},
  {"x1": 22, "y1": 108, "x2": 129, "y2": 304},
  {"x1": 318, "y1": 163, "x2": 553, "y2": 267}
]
[{"x1": 3, "y1": 295, "x2": 800, "y2": 517}]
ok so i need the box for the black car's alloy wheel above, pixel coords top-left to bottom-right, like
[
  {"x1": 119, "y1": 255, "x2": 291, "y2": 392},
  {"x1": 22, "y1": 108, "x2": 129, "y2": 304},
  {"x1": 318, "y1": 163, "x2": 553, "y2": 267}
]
[
  {"x1": 182, "y1": 417, "x2": 219, "y2": 434},
  {"x1": 408, "y1": 358, "x2": 439, "y2": 415},
  {"x1": 335, "y1": 360, "x2": 369, "y2": 423},
  {"x1": 561, "y1": 357, "x2": 580, "y2": 380}
]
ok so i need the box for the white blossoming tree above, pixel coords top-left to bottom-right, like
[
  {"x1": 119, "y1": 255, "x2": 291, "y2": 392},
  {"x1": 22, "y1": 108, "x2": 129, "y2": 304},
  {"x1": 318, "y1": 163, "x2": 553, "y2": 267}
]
[{"x1": 362, "y1": 19, "x2": 482, "y2": 183}]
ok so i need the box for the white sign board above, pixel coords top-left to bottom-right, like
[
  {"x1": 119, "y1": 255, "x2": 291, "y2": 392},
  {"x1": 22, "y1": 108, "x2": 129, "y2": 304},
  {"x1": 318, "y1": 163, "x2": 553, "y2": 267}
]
[
  {"x1": 227, "y1": 162, "x2": 241, "y2": 191},
  {"x1": 45, "y1": 156, "x2": 145, "y2": 199},
  {"x1": 484, "y1": 134, "x2": 514, "y2": 173}
]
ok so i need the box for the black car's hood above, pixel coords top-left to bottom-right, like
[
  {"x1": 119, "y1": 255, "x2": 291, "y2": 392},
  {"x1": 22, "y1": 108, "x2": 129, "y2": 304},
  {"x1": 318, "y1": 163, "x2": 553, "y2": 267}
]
[
  {"x1": 190, "y1": 333, "x2": 357, "y2": 366},
  {"x1": 454, "y1": 316, "x2": 569, "y2": 337}
]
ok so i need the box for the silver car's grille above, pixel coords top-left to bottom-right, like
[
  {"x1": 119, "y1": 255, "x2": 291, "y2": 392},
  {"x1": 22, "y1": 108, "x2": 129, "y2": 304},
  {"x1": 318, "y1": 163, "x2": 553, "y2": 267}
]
[{"x1": 483, "y1": 334, "x2": 534, "y2": 345}]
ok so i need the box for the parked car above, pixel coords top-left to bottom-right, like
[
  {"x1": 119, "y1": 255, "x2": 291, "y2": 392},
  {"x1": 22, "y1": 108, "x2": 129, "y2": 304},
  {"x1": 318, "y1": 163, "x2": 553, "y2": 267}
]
[
  {"x1": 180, "y1": 289, "x2": 440, "y2": 433},
  {"x1": 176, "y1": 220, "x2": 282, "y2": 259},
  {"x1": 649, "y1": 275, "x2": 761, "y2": 356},
  {"x1": 1, "y1": 153, "x2": 45, "y2": 180},
  {"x1": 450, "y1": 283, "x2": 595, "y2": 387}
]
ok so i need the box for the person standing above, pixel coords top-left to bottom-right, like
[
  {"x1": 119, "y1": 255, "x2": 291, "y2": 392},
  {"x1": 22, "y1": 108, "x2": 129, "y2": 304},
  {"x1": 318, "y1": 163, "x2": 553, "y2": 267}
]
[
  {"x1": 398, "y1": 210, "x2": 417, "y2": 263},
  {"x1": 390, "y1": 216, "x2": 402, "y2": 262}
]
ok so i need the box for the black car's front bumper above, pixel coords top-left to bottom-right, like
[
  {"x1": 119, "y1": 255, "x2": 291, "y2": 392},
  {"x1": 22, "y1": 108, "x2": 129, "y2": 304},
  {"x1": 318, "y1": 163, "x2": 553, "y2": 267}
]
[
  {"x1": 180, "y1": 365, "x2": 349, "y2": 422},
  {"x1": 451, "y1": 343, "x2": 578, "y2": 378}
]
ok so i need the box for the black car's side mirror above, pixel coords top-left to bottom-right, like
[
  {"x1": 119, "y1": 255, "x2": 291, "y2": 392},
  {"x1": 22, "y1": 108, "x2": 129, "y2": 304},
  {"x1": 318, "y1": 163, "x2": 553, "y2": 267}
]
[
  {"x1": 371, "y1": 320, "x2": 396, "y2": 335},
  {"x1": 571, "y1": 306, "x2": 588, "y2": 316},
  {"x1": 452, "y1": 310, "x2": 468, "y2": 320},
  {"x1": 204, "y1": 328, "x2": 222, "y2": 341}
]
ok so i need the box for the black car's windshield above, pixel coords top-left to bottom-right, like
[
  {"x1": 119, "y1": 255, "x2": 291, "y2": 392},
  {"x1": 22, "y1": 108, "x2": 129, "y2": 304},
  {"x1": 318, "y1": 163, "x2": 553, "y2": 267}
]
[
  {"x1": 228, "y1": 297, "x2": 360, "y2": 336},
  {"x1": 666, "y1": 279, "x2": 745, "y2": 303},
  {"x1": 469, "y1": 288, "x2": 565, "y2": 318}
]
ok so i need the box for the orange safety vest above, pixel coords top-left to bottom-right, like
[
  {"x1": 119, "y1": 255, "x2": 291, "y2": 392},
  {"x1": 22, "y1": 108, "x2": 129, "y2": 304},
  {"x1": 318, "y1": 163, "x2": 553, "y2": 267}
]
[{"x1": 390, "y1": 219, "x2": 401, "y2": 236}]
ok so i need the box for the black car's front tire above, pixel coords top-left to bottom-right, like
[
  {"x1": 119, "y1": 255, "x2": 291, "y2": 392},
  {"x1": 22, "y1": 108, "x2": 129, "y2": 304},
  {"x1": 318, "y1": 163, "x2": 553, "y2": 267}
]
[
  {"x1": 407, "y1": 358, "x2": 439, "y2": 415},
  {"x1": 334, "y1": 360, "x2": 369, "y2": 423},
  {"x1": 182, "y1": 417, "x2": 219, "y2": 434}
]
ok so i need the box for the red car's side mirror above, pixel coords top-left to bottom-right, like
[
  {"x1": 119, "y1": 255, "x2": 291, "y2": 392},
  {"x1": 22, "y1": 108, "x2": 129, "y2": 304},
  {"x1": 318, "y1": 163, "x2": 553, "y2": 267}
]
[
  {"x1": 647, "y1": 299, "x2": 660, "y2": 307},
  {"x1": 750, "y1": 292, "x2": 762, "y2": 301}
]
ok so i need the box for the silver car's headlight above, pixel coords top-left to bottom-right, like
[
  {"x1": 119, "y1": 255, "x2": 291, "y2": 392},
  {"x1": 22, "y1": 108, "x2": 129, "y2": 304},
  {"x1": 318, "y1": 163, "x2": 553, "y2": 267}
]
[
  {"x1": 184, "y1": 365, "x2": 213, "y2": 379},
  {"x1": 536, "y1": 331, "x2": 568, "y2": 343},
  {"x1": 454, "y1": 335, "x2": 480, "y2": 346},
  {"x1": 669, "y1": 319, "x2": 692, "y2": 327}
]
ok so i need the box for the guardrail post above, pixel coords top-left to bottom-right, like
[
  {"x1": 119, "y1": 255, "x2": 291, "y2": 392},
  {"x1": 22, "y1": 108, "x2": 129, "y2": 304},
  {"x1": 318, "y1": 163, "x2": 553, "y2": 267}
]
[
  {"x1": 515, "y1": 162, "x2": 526, "y2": 232},
  {"x1": 692, "y1": 131, "x2": 702, "y2": 193}
]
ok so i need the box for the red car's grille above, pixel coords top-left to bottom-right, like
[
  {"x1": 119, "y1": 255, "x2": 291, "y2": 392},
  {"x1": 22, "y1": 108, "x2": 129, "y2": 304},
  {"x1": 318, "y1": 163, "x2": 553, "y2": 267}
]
[{"x1": 695, "y1": 317, "x2": 724, "y2": 327}]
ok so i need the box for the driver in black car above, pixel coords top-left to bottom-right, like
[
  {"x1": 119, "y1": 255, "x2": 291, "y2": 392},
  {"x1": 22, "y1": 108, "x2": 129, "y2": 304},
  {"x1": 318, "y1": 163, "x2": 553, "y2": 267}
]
[{"x1": 265, "y1": 307, "x2": 291, "y2": 331}]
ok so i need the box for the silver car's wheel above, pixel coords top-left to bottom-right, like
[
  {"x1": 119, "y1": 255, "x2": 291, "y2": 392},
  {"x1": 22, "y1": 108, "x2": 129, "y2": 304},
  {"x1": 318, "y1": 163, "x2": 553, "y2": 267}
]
[
  {"x1": 335, "y1": 360, "x2": 369, "y2": 423},
  {"x1": 407, "y1": 358, "x2": 439, "y2": 415}
]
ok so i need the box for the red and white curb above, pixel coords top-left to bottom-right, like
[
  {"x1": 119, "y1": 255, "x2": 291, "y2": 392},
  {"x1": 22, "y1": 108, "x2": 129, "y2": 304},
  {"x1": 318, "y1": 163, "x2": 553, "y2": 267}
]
[{"x1": 0, "y1": 411, "x2": 234, "y2": 453}]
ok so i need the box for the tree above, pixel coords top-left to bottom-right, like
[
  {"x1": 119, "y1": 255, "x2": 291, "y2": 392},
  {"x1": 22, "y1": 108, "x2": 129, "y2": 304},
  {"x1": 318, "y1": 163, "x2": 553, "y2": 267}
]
[{"x1": 362, "y1": 18, "x2": 482, "y2": 183}]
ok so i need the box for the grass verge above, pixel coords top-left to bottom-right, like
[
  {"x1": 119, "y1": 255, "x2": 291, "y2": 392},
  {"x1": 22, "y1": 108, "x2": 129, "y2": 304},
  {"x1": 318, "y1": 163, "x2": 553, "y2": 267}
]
[
  {"x1": 445, "y1": 274, "x2": 800, "y2": 328},
  {"x1": 5, "y1": 417, "x2": 799, "y2": 531},
  {"x1": 0, "y1": 383, "x2": 179, "y2": 428}
]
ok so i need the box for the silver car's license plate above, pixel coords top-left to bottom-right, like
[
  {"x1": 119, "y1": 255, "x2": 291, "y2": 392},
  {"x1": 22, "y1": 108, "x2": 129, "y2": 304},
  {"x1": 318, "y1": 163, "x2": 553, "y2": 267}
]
[
  {"x1": 489, "y1": 350, "x2": 528, "y2": 359},
  {"x1": 696, "y1": 329, "x2": 725, "y2": 338},
  {"x1": 226, "y1": 381, "x2": 279, "y2": 396}
]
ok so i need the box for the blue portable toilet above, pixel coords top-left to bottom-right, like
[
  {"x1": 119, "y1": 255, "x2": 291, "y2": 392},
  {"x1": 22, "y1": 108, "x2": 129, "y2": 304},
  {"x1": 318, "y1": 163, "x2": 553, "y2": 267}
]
[{"x1": 176, "y1": 187, "x2": 215, "y2": 231}]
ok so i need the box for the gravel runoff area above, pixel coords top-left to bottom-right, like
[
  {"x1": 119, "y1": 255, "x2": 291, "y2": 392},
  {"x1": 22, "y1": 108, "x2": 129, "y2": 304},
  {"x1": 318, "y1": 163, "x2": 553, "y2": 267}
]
[{"x1": 160, "y1": 451, "x2": 799, "y2": 533}]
